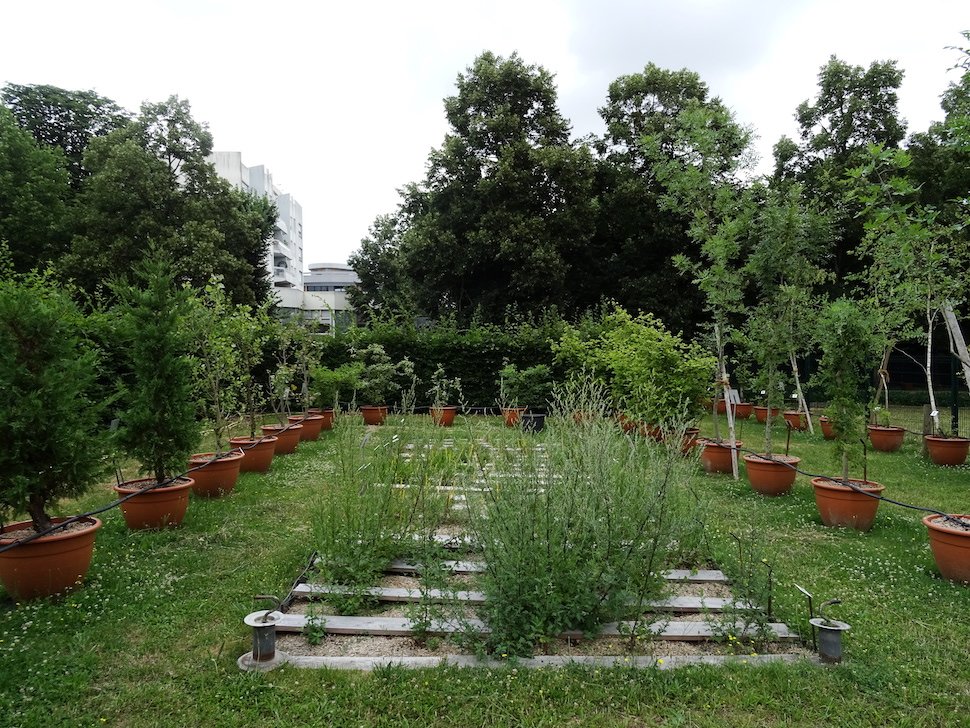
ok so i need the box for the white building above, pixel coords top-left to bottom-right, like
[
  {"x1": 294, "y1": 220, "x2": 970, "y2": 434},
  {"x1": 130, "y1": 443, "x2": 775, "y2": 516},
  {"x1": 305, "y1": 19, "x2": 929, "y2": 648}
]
[
  {"x1": 208, "y1": 151, "x2": 304, "y2": 290},
  {"x1": 298, "y1": 262, "x2": 360, "y2": 332}
]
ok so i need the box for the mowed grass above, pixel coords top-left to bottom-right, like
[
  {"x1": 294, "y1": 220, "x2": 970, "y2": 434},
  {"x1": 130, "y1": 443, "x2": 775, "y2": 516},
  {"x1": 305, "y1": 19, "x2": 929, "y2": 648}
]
[{"x1": 1, "y1": 412, "x2": 969, "y2": 727}]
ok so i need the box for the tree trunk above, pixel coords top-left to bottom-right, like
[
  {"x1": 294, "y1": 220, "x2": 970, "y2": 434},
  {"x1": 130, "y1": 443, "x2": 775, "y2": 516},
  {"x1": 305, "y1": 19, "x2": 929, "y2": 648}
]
[
  {"x1": 27, "y1": 493, "x2": 52, "y2": 533},
  {"x1": 872, "y1": 345, "x2": 893, "y2": 419},
  {"x1": 789, "y1": 350, "x2": 814, "y2": 434},
  {"x1": 715, "y1": 323, "x2": 738, "y2": 480},
  {"x1": 926, "y1": 308, "x2": 940, "y2": 435},
  {"x1": 943, "y1": 302, "x2": 970, "y2": 398}
]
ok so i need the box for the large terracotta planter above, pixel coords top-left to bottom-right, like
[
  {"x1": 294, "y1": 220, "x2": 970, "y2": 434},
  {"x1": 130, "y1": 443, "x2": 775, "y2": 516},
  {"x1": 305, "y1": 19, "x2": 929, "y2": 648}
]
[
  {"x1": 318, "y1": 408, "x2": 335, "y2": 431},
  {"x1": 502, "y1": 407, "x2": 526, "y2": 427},
  {"x1": 360, "y1": 405, "x2": 388, "y2": 426},
  {"x1": 261, "y1": 424, "x2": 303, "y2": 454},
  {"x1": 0, "y1": 517, "x2": 102, "y2": 600},
  {"x1": 289, "y1": 414, "x2": 324, "y2": 441},
  {"x1": 924, "y1": 436, "x2": 970, "y2": 467},
  {"x1": 699, "y1": 439, "x2": 742, "y2": 474},
  {"x1": 431, "y1": 406, "x2": 458, "y2": 427},
  {"x1": 753, "y1": 406, "x2": 780, "y2": 424},
  {"x1": 811, "y1": 477, "x2": 884, "y2": 531},
  {"x1": 715, "y1": 400, "x2": 727, "y2": 415},
  {"x1": 923, "y1": 514, "x2": 970, "y2": 583},
  {"x1": 114, "y1": 477, "x2": 193, "y2": 529},
  {"x1": 681, "y1": 427, "x2": 701, "y2": 454},
  {"x1": 819, "y1": 416, "x2": 835, "y2": 440},
  {"x1": 743, "y1": 454, "x2": 800, "y2": 496},
  {"x1": 867, "y1": 425, "x2": 905, "y2": 453},
  {"x1": 783, "y1": 411, "x2": 808, "y2": 431},
  {"x1": 733, "y1": 403, "x2": 753, "y2": 420},
  {"x1": 230, "y1": 436, "x2": 278, "y2": 473},
  {"x1": 187, "y1": 450, "x2": 245, "y2": 498}
]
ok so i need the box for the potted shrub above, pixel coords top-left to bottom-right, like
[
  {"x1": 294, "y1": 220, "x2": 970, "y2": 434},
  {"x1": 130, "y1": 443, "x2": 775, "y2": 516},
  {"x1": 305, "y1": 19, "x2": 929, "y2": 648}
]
[
  {"x1": 227, "y1": 299, "x2": 278, "y2": 473},
  {"x1": 867, "y1": 406, "x2": 905, "y2": 453},
  {"x1": 310, "y1": 362, "x2": 362, "y2": 431},
  {"x1": 184, "y1": 277, "x2": 245, "y2": 497},
  {"x1": 427, "y1": 364, "x2": 462, "y2": 427},
  {"x1": 111, "y1": 258, "x2": 201, "y2": 527},
  {"x1": 922, "y1": 513, "x2": 970, "y2": 583},
  {"x1": 353, "y1": 343, "x2": 414, "y2": 425},
  {"x1": 809, "y1": 299, "x2": 886, "y2": 531},
  {"x1": 0, "y1": 270, "x2": 111, "y2": 600}
]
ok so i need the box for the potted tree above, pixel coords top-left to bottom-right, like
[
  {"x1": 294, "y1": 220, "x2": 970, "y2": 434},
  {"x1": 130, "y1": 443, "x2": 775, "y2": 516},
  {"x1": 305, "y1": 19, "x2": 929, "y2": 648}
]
[
  {"x1": 809, "y1": 299, "x2": 886, "y2": 531},
  {"x1": 500, "y1": 364, "x2": 553, "y2": 432},
  {"x1": 111, "y1": 258, "x2": 200, "y2": 527},
  {"x1": 427, "y1": 364, "x2": 462, "y2": 427},
  {"x1": 227, "y1": 299, "x2": 278, "y2": 473},
  {"x1": 185, "y1": 277, "x2": 245, "y2": 497},
  {"x1": 261, "y1": 319, "x2": 303, "y2": 453},
  {"x1": 287, "y1": 322, "x2": 326, "y2": 441},
  {"x1": 0, "y1": 270, "x2": 111, "y2": 600},
  {"x1": 310, "y1": 362, "x2": 362, "y2": 431},
  {"x1": 497, "y1": 364, "x2": 527, "y2": 427},
  {"x1": 739, "y1": 309, "x2": 800, "y2": 496},
  {"x1": 354, "y1": 343, "x2": 414, "y2": 425}
]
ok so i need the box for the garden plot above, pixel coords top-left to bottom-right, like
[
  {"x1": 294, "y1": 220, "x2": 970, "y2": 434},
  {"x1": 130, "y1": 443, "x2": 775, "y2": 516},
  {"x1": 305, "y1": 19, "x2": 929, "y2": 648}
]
[{"x1": 251, "y1": 421, "x2": 809, "y2": 671}]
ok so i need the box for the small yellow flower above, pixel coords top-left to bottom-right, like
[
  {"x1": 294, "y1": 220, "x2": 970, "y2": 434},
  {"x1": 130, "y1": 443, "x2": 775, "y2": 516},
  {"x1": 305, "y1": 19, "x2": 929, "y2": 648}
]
[{"x1": 657, "y1": 659, "x2": 664, "y2": 665}]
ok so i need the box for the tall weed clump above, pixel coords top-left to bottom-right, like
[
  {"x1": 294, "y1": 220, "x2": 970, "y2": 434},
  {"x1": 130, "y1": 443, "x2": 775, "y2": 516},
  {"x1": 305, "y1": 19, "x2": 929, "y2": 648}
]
[
  {"x1": 467, "y1": 380, "x2": 706, "y2": 656},
  {"x1": 310, "y1": 417, "x2": 449, "y2": 589}
]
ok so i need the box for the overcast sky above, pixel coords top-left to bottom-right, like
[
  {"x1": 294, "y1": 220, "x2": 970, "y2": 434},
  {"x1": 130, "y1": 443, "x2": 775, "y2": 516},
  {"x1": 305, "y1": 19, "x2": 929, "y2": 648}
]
[{"x1": 3, "y1": 1, "x2": 967, "y2": 267}]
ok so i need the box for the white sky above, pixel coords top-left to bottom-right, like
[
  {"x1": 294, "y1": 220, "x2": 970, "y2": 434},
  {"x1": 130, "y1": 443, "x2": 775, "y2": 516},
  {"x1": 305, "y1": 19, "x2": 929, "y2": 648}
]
[{"x1": 3, "y1": 1, "x2": 967, "y2": 267}]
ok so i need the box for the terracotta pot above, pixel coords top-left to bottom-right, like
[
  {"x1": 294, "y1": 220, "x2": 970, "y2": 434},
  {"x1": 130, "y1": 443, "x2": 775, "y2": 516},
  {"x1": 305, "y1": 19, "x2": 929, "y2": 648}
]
[
  {"x1": 360, "y1": 405, "x2": 388, "y2": 426},
  {"x1": 924, "y1": 436, "x2": 970, "y2": 467},
  {"x1": 230, "y1": 436, "x2": 278, "y2": 473},
  {"x1": 502, "y1": 407, "x2": 526, "y2": 427},
  {"x1": 783, "y1": 411, "x2": 808, "y2": 431},
  {"x1": 318, "y1": 408, "x2": 335, "y2": 431},
  {"x1": 616, "y1": 413, "x2": 637, "y2": 433},
  {"x1": 681, "y1": 427, "x2": 701, "y2": 454},
  {"x1": 867, "y1": 425, "x2": 905, "y2": 453},
  {"x1": 743, "y1": 454, "x2": 800, "y2": 496},
  {"x1": 715, "y1": 400, "x2": 727, "y2": 415},
  {"x1": 819, "y1": 416, "x2": 835, "y2": 440},
  {"x1": 811, "y1": 477, "x2": 884, "y2": 531},
  {"x1": 699, "y1": 439, "x2": 742, "y2": 474},
  {"x1": 431, "y1": 406, "x2": 458, "y2": 427},
  {"x1": 261, "y1": 424, "x2": 303, "y2": 454},
  {"x1": 733, "y1": 403, "x2": 753, "y2": 419},
  {"x1": 289, "y1": 414, "x2": 324, "y2": 441},
  {"x1": 0, "y1": 517, "x2": 102, "y2": 600},
  {"x1": 753, "y1": 406, "x2": 780, "y2": 424},
  {"x1": 923, "y1": 514, "x2": 970, "y2": 583},
  {"x1": 113, "y1": 477, "x2": 193, "y2": 529},
  {"x1": 187, "y1": 450, "x2": 245, "y2": 498},
  {"x1": 639, "y1": 422, "x2": 664, "y2": 441}
]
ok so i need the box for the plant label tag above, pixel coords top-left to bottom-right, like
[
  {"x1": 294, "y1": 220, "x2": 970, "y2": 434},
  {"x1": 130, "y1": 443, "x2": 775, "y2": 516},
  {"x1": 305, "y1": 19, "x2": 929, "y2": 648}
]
[
  {"x1": 931, "y1": 410, "x2": 939, "y2": 418},
  {"x1": 110, "y1": 418, "x2": 120, "y2": 431},
  {"x1": 791, "y1": 393, "x2": 798, "y2": 399}
]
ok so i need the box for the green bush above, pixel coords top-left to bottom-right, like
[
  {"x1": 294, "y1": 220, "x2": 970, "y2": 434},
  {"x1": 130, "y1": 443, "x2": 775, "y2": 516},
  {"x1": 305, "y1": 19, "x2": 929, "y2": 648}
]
[
  {"x1": 310, "y1": 362, "x2": 363, "y2": 409},
  {"x1": 497, "y1": 363, "x2": 552, "y2": 410},
  {"x1": 0, "y1": 271, "x2": 110, "y2": 532}
]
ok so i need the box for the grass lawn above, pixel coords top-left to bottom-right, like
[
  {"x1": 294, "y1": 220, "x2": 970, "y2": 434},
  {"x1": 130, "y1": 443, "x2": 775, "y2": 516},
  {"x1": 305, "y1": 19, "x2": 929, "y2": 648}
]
[{"x1": 1, "y1": 412, "x2": 969, "y2": 727}]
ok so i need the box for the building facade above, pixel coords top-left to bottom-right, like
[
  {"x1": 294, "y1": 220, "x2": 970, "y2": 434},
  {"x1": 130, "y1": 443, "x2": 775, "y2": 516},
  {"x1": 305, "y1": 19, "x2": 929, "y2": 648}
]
[{"x1": 208, "y1": 151, "x2": 304, "y2": 290}]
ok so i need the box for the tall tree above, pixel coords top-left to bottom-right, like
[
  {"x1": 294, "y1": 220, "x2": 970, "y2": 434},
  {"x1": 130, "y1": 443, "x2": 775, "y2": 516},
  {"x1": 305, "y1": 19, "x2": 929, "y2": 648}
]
[
  {"x1": 395, "y1": 51, "x2": 597, "y2": 322},
  {"x1": 589, "y1": 64, "x2": 751, "y2": 334},
  {"x1": 773, "y1": 56, "x2": 905, "y2": 287},
  {"x1": 0, "y1": 107, "x2": 72, "y2": 271},
  {"x1": 347, "y1": 212, "x2": 414, "y2": 318},
  {"x1": 1, "y1": 83, "x2": 130, "y2": 189},
  {"x1": 64, "y1": 96, "x2": 273, "y2": 305}
]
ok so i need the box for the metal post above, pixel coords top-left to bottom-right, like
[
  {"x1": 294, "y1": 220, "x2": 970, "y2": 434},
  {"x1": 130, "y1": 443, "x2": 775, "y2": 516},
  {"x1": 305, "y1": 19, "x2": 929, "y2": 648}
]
[{"x1": 952, "y1": 352, "x2": 959, "y2": 436}]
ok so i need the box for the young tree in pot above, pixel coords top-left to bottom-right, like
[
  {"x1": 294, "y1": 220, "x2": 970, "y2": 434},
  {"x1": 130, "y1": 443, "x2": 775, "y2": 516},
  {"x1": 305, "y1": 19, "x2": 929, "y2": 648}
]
[
  {"x1": 227, "y1": 298, "x2": 277, "y2": 472},
  {"x1": 287, "y1": 321, "x2": 327, "y2": 440},
  {"x1": 496, "y1": 363, "x2": 527, "y2": 427},
  {"x1": 354, "y1": 342, "x2": 415, "y2": 425},
  {"x1": 261, "y1": 318, "x2": 303, "y2": 453},
  {"x1": 0, "y1": 268, "x2": 111, "y2": 600},
  {"x1": 309, "y1": 362, "x2": 362, "y2": 430},
  {"x1": 851, "y1": 146, "x2": 968, "y2": 463},
  {"x1": 501, "y1": 364, "x2": 553, "y2": 432},
  {"x1": 809, "y1": 299, "x2": 886, "y2": 531},
  {"x1": 184, "y1": 276, "x2": 245, "y2": 496},
  {"x1": 111, "y1": 257, "x2": 200, "y2": 530},
  {"x1": 427, "y1": 364, "x2": 462, "y2": 427}
]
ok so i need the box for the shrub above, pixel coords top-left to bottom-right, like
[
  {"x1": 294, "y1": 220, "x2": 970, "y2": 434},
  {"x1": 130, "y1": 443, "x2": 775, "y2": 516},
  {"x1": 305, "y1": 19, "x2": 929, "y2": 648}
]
[
  {"x1": 497, "y1": 363, "x2": 552, "y2": 410},
  {"x1": 310, "y1": 363, "x2": 363, "y2": 410},
  {"x1": 0, "y1": 270, "x2": 110, "y2": 532}
]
